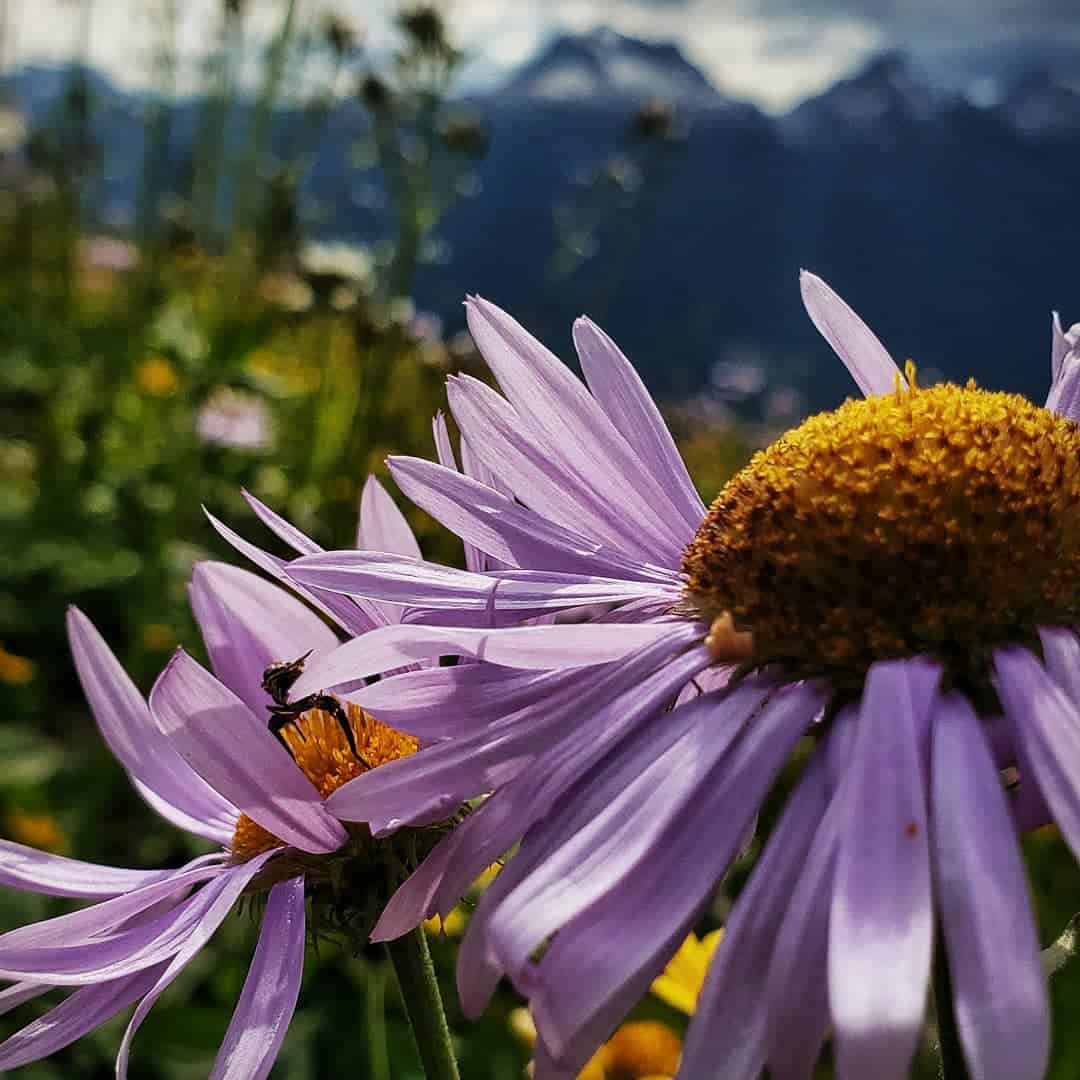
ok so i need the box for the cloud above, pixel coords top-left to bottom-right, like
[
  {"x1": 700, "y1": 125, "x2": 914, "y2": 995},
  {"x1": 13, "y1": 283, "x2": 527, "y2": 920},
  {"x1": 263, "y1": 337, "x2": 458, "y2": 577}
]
[{"x1": 6, "y1": 0, "x2": 1080, "y2": 113}]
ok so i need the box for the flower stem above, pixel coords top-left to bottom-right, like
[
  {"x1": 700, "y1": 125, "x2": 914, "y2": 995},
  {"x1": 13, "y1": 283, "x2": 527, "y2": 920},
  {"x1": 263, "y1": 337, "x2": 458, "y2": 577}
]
[
  {"x1": 385, "y1": 928, "x2": 461, "y2": 1080},
  {"x1": 933, "y1": 944, "x2": 970, "y2": 1080}
]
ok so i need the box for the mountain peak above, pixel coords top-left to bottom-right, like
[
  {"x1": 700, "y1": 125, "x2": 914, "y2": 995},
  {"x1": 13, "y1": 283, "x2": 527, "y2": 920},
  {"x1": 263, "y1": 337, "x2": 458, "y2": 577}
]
[
  {"x1": 781, "y1": 50, "x2": 954, "y2": 141},
  {"x1": 501, "y1": 28, "x2": 725, "y2": 106},
  {"x1": 998, "y1": 66, "x2": 1080, "y2": 137}
]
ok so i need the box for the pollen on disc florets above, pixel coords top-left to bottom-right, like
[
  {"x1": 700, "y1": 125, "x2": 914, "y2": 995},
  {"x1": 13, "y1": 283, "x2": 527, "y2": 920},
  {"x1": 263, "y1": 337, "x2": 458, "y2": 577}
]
[
  {"x1": 683, "y1": 367, "x2": 1080, "y2": 689},
  {"x1": 231, "y1": 704, "x2": 451, "y2": 945},
  {"x1": 231, "y1": 704, "x2": 419, "y2": 864}
]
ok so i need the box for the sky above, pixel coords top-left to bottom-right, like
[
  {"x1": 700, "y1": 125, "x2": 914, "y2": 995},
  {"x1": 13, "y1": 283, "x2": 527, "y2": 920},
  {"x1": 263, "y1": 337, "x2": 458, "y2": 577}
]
[{"x1": 3, "y1": 0, "x2": 1079, "y2": 112}]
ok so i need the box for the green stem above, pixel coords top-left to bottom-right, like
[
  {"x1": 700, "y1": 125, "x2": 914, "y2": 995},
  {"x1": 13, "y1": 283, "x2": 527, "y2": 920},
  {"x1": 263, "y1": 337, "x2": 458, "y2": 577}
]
[
  {"x1": 366, "y1": 962, "x2": 390, "y2": 1080},
  {"x1": 933, "y1": 944, "x2": 970, "y2": 1080},
  {"x1": 385, "y1": 928, "x2": 460, "y2": 1080}
]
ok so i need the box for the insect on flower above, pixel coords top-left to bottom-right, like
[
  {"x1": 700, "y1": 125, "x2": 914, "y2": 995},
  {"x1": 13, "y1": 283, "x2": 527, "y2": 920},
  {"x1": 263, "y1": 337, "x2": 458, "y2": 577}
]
[{"x1": 262, "y1": 651, "x2": 368, "y2": 765}]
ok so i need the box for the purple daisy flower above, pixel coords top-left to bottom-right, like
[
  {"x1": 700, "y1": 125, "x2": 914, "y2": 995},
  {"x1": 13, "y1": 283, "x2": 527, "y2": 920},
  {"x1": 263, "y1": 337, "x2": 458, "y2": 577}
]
[
  {"x1": 284, "y1": 276, "x2": 1080, "y2": 1079},
  {"x1": 0, "y1": 477, "x2": 437, "y2": 1075}
]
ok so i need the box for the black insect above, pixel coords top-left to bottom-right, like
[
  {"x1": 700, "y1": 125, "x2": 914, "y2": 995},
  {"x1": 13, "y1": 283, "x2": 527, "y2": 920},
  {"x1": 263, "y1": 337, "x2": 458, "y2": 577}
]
[{"x1": 261, "y1": 652, "x2": 365, "y2": 763}]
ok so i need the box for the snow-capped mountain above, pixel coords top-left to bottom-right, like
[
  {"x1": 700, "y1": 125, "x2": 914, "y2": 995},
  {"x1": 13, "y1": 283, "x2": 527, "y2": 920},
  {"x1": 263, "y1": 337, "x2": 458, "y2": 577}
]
[
  {"x1": 500, "y1": 27, "x2": 726, "y2": 107},
  {"x1": 780, "y1": 51, "x2": 958, "y2": 143}
]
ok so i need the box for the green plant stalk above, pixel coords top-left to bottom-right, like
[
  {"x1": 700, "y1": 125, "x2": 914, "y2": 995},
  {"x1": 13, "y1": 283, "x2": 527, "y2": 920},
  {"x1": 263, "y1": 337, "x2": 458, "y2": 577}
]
[
  {"x1": 385, "y1": 928, "x2": 461, "y2": 1080},
  {"x1": 367, "y1": 962, "x2": 391, "y2": 1080},
  {"x1": 933, "y1": 944, "x2": 970, "y2": 1080}
]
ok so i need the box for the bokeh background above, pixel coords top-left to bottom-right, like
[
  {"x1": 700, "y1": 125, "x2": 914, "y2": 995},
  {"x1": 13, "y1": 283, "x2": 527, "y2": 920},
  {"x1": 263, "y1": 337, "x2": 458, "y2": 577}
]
[{"x1": 2, "y1": 1, "x2": 1080, "y2": 1076}]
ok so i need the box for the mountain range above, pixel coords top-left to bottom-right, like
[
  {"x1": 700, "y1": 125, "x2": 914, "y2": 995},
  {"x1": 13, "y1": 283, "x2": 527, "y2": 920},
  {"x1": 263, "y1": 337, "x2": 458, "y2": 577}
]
[{"x1": 8, "y1": 29, "x2": 1080, "y2": 413}]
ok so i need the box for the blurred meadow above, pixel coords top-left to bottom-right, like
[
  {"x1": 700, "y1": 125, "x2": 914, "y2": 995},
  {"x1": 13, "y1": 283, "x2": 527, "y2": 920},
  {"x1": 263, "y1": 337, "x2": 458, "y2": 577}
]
[
  {"x1": 3, "y1": 1, "x2": 1080, "y2": 1077},
  {"x1": 0, "y1": 2, "x2": 752, "y2": 1076}
]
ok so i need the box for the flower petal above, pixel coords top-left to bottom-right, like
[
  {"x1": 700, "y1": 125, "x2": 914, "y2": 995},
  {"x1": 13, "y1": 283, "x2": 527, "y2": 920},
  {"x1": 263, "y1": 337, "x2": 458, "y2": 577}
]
[
  {"x1": 115, "y1": 853, "x2": 278, "y2": 1079},
  {"x1": 447, "y1": 374, "x2": 662, "y2": 563},
  {"x1": 1051, "y1": 312, "x2": 1068, "y2": 381},
  {"x1": 800, "y1": 271, "x2": 903, "y2": 397},
  {"x1": 291, "y1": 620, "x2": 693, "y2": 699},
  {"x1": 0, "y1": 966, "x2": 165, "y2": 1071},
  {"x1": 764, "y1": 771, "x2": 844, "y2": 1077},
  {"x1": 358, "y1": 475, "x2": 422, "y2": 560},
  {"x1": 432, "y1": 413, "x2": 488, "y2": 574},
  {"x1": 204, "y1": 509, "x2": 378, "y2": 635},
  {"x1": 486, "y1": 681, "x2": 775, "y2": 986},
  {"x1": 341, "y1": 663, "x2": 564, "y2": 739},
  {"x1": 932, "y1": 693, "x2": 1049, "y2": 1080},
  {"x1": 0, "y1": 858, "x2": 226, "y2": 951},
  {"x1": 572, "y1": 316, "x2": 705, "y2": 532},
  {"x1": 0, "y1": 862, "x2": 250, "y2": 984},
  {"x1": 996, "y1": 646, "x2": 1080, "y2": 862},
  {"x1": 190, "y1": 561, "x2": 339, "y2": 719},
  {"x1": 149, "y1": 651, "x2": 346, "y2": 855},
  {"x1": 209, "y1": 875, "x2": 306, "y2": 1080},
  {"x1": 677, "y1": 751, "x2": 830, "y2": 1080},
  {"x1": 389, "y1": 455, "x2": 677, "y2": 583},
  {"x1": 0, "y1": 840, "x2": 186, "y2": 900},
  {"x1": 529, "y1": 681, "x2": 826, "y2": 1067},
  {"x1": 66, "y1": 607, "x2": 238, "y2": 844},
  {"x1": 829, "y1": 659, "x2": 939, "y2": 1079},
  {"x1": 289, "y1": 549, "x2": 673, "y2": 617},
  {"x1": 466, "y1": 298, "x2": 693, "y2": 561},
  {"x1": 0, "y1": 982, "x2": 51, "y2": 1016},
  {"x1": 371, "y1": 633, "x2": 709, "y2": 940}
]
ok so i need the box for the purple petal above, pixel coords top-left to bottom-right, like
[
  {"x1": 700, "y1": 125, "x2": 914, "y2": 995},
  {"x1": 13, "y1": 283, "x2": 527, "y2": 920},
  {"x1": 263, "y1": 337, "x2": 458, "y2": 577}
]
[
  {"x1": 115, "y1": 853, "x2": 278, "y2": 1078},
  {"x1": 932, "y1": 693, "x2": 1049, "y2": 1080},
  {"x1": 289, "y1": 549, "x2": 674, "y2": 616},
  {"x1": 0, "y1": 966, "x2": 165, "y2": 1071},
  {"x1": 0, "y1": 858, "x2": 260, "y2": 984},
  {"x1": 358, "y1": 475, "x2": 422, "y2": 560},
  {"x1": 189, "y1": 561, "x2": 339, "y2": 719},
  {"x1": 371, "y1": 632, "x2": 709, "y2": 940},
  {"x1": 241, "y1": 489, "x2": 321, "y2": 555},
  {"x1": 764, "y1": 768, "x2": 846, "y2": 1077},
  {"x1": 465, "y1": 299, "x2": 694, "y2": 561},
  {"x1": 486, "y1": 681, "x2": 775, "y2": 986},
  {"x1": 800, "y1": 271, "x2": 903, "y2": 397},
  {"x1": 390, "y1": 455, "x2": 678, "y2": 584},
  {"x1": 204, "y1": 509, "x2": 379, "y2": 636},
  {"x1": 1044, "y1": 356, "x2": 1080, "y2": 421},
  {"x1": 528, "y1": 680, "x2": 827, "y2": 1066},
  {"x1": 330, "y1": 669, "x2": 592, "y2": 831},
  {"x1": 0, "y1": 858, "x2": 225, "y2": 951},
  {"x1": 996, "y1": 646, "x2": 1080, "y2": 861},
  {"x1": 572, "y1": 316, "x2": 705, "y2": 532},
  {"x1": 209, "y1": 875, "x2": 306, "y2": 1080},
  {"x1": 291, "y1": 620, "x2": 694, "y2": 699},
  {"x1": 342, "y1": 663, "x2": 565, "y2": 739},
  {"x1": 1039, "y1": 627, "x2": 1080, "y2": 704},
  {"x1": 0, "y1": 982, "x2": 51, "y2": 1016},
  {"x1": 446, "y1": 373, "x2": 669, "y2": 565},
  {"x1": 678, "y1": 751, "x2": 830, "y2": 1080},
  {"x1": 1051, "y1": 312, "x2": 1068, "y2": 381},
  {"x1": 432, "y1": 413, "x2": 487, "y2": 574},
  {"x1": 149, "y1": 651, "x2": 346, "y2": 855},
  {"x1": 66, "y1": 607, "x2": 238, "y2": 844},
  {"x1": 829, "y1": 659, "x2": 939, "y2": 1079},
  {"x1": 0, "y1": 840, "x2": 188, "y2": 900}
]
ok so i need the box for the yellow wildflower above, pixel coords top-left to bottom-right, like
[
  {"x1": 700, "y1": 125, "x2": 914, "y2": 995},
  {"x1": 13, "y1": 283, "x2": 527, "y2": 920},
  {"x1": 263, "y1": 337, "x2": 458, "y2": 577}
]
[
  {"x1": 509, "y1": 1008, "x2": 681, "y2": 1079},
  {"x1": 0, "y1": 644, "x2": 34, "y2": 686},
  {"x1": 650, "y1": 929, "x2": 723, "y2": 1015},
  {"x1": 7, "y1": 812, "x2": 67, "y2": 853},
  {"x1": 135, "y1": 355, "x2": 180, "y2": 398}
]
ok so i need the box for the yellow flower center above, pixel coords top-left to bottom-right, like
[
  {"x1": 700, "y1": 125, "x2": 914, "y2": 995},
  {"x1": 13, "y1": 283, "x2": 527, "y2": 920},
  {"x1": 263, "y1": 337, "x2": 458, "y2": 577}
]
[
  {"x1": 595, "y1": 1021, "x2": 682, "y2": 1079},
  {"x1": 231, "y1": 704, "x2": 418, "y2": 862},
  {"x1": 683, "y1": 368, "x2": 1080, "y2": 688}
]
